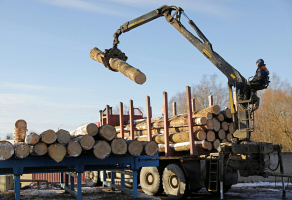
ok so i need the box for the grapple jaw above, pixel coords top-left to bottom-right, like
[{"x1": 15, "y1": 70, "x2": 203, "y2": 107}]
[{"x1": 100, "y1": 47, "x2": 128, "y2": 72}]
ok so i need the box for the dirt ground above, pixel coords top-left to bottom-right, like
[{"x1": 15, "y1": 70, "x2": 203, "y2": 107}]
[{"x1": 0, "y1": 182, "x2": 291, "y2": 200}]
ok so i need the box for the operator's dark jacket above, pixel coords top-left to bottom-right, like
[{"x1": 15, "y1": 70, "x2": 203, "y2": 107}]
[{"x1": 250, "y1": 65, "x2": 269, "y2": 86}]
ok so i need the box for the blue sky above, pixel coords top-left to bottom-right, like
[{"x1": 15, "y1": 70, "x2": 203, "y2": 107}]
[{"x1": 0, "y1": 0, "x2": 291, "y2": 138}]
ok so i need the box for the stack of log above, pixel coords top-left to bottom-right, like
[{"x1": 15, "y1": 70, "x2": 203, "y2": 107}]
[
  {"x1": 0, "y1": 121, "x2": 158, "y2": 163},
  {"x1": 116, "y1": 105, "x2": 234, "y2": 153}
]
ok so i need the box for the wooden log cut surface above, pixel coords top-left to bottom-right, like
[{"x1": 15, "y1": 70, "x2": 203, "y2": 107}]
[
  {"x1": 93, "y1": 140, "x2": 111, "y2": 159},
  {"x1": 217, "y1": 129, "x2": 226, "y2": 140},
  {"x1": 98, "y1": 124, "x2": 116, "y2": 141},
  {"x1": 213, "y1": 139, "x2": 221, "y2": 150},
  {"x1": 40, "y1": 129, "x2": 57, "y2": 144},
  {"x1": 67, "y1": 141, "x2": 82, "y2": 157},
  {"x1": 221, "y1": 121, "x2": 229, "y2": 131},
  {"x1": 30, "y1": 142, "x2": 47, "y2": 156},
  {"x1": 111, "y1": 138, "x2": 127, "y2": 155},
  {"x1": 48, "y1": 143, "x2": 66, "y2": 163},
  {"x1": 0, "y1": 141, "x2": 14, "y2": 160},
  {"x1": 127, "y1": 140, "x2": 143, "y2": 156},
  {"x1": 194, "y1": 105, "x2": 221, "y2": 115},
  {"x1": 142, "y1": 141, "x2": 158, "y2": 156},
  {"x1": 14, "y1": 142, "x2": 30, "y2": 158},
  {"x1": 25, "y1": 132, "x2": 40, "y2": 145},
  {"x1": 229, "y1": 122, "x2": 234, "y2": 134},
  {"x1": 56, "y1": 129, "x2": 71, "y2": 144},
  {"x1": 206, "y1": 130, "x2": 215, "y2": 142},
  {"x1": 78, "y1": 135, "x2": 95, "y2": 150},
  {"x1": 212, "y1": 118, "x2": 221, "y2": 132},
  {"x1": 70, "y1": 123, "x2": 98, "y2": 137},
  {"x1": 216, "y1": 113, "x2": 225, "y2": 122}
]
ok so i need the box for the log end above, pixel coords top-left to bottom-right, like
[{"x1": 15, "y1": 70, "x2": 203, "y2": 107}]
[
  {"x1": 67, "y1": 141, "x2": 82, "y2": 157},
  {"x1": 144, "y1": 141, "x2": 158, "y2": 156},
  {"x1": 0, "y1": 141, "x2": 14, "y2": 160},
  {"x1": 15, "y1": 142, "x2": 30, "y2": 158},
  {"x1": 93, "y1": 140, "x2": 111, "y2": 159},
  {"x1": 99, "y1": 124, "x2": 116, "y2": 141},
  {"x1": 56, "y1": 129, "x2": 71, "y2": 144},
  {"x1": 80, "y1": 135, "x2": 95, "y2": 150},
  {"x1": 48, "y1": 144, "x2": 66, "y2": 163},
  {"x1": 111, "y1": 138, "x2": 127, "y2": 155},
  {"x1": 128, "y1": 140, "x2": 143, "y2": 156}
]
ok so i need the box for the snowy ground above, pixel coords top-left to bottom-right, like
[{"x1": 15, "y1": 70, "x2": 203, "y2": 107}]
[{"x1": 0, "y1": 182, "x2": 291, "y2": 199}]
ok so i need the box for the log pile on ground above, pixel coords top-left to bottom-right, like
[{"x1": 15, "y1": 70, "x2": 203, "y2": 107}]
[
  {"x1": 0, "y1": 120, "x2": 158, "y2": 163},
  {"x1": 116, "y1": 105, "x2": 234, "y2": 153}
]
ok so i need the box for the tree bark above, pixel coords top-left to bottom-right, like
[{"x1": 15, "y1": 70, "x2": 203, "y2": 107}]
[
  {"x1": 14, "y1": 119, "x2": 27, "y2": 142},
  {"x1": 56, "y1": 129, "x2": 71, "y2": 145},
  {"x1": 66, "y1": 140, "x2": 82, "y2": 157},
  {"x1": 70, "y1": 123, "x2": 98, "y2": 137},
  {"x1": 25, "y1": 132, "x2": 40, "y2": 145},
  {"x1": 217, "y1": 129, "x2": 226, "y2": 140},
  {"x1": 93, "y1": 140, "x2": 111, "y2": 159},
  {"x1": 127, "y1": 140, "x2": 143, "y2": 156},
  {"x1": 98, "y1": 124, "x2": 116, "y2": 141},
  {"x1": 158, "y1": 141, "x2": 212, "y2": 152},
  {"x1": 206, "y1": 130, "x2": 216, "y2": 142},
  {"x1": 194, "y1": 105, "x2": 221, "y2": 115},
  {"x1": 192, "y1": 112, "x2": 213, "y2": 120},
  {"x1": 14, "y1": 142, "x2": 30, "y2": 159},
  {"x1": 40, "y1": 129, "x2": 57, "y2": 144},
  {"x1": 0, "y1": 141, "x2": 14, "y2": 160},
  {"x1": 221, "y1": 121, "x2": 229, "y2": 131},
  {"x1": 30, "y1": 142, "x2": 47, "y2": 156},
  {"x1": 141, "y1": 141, "x2": 159, "y2": 156},
  {"x1": 111, "y1": 138, "x2": 127, "y2": 155},
  {"x1": 48, "y1": 143, "x2": 66, "y2": 163},
  {"x1": 90, "y1": 47, "x2": 146, "y2": 85}
]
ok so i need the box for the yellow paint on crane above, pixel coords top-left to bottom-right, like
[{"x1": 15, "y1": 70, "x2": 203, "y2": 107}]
[
  {"x1": 129, "y1": 19, "x2": 145, "y2": 27},
  {"x1": 203, "y1": 49, "x2": 212, "y2": 58},
  {"x1": 230, "y1": 74, "x2": 235, "y2": 79}
]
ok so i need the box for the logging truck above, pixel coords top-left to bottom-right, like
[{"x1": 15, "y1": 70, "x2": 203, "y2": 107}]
[{"x1": 87, "y1": 5, "x2": 288, "y2": 200}]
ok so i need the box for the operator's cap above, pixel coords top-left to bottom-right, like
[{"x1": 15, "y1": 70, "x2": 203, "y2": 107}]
[{"x1": 256, "y1": 59, "x2": 265, "y2": 66}]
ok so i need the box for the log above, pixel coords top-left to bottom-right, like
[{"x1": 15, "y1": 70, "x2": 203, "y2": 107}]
[
  {"x1": 56, "y1": 129, "x2": 71, "y2": 145},
  {"x1": 192, "y1": 112, "x2": 213, "y2": 120},
  {"x1": 77, "y1": 135, "x2": 95, "y2": 150},
  {"x1": 206, "y1": 131, "x2": 215, "y2": 142},
  {"x1": 226, "y1": 133, "x2": 233, "y2": 142},
  {"x1": 0, "y1": 141, "x2": 14, "y2": 160},
  {"x1": 93, "y1": 140, "x2": 111, "y2": 159},
  {"x1": 229, "y1": 122, "x2": 234, "y2": 134},
  {"x1": 213, "y1": 139, "x2": 221, "y2": 150},
  {"x1": 221, "y1": 121, "x2": 229, "y2": 131},
  {"x1": 216, "y1": 113, "x2": 224, "y2": 122},
  {"x1": 90, "y1": 47, "x2": 146, "y2": 85},
  {"x1": 141, "y1": 141, "x2": 158, "y2": 156},
  {"x1": 30, "y1": 142, "x2": 47, "y2": 156},
  {"x1": 14, "y1": 142, "x2": 30, "y2": 158},
  {"x1": 67, "y1": 141, "x2": 82, "y2": 157},
  {"x1": 127, "y1": 140, "x2": 143, "y2": 156},
  {"x1": 222, "y1": 108, "x2": 232, "y2": 119},
  {"x1": 194, "y1": 105, "x2": 221, "y2": 115},
  {"x1": 70, "y1": 123, "x2": 98, "y2": 137},
  {"x1": 25, "y1": 132, "x2": 40, "y2": 145},
  {"x1": 221, "y1": 139, "x2": 228, "y2": 143},
  {"x1": 98, "y1": 124, "x2": 116, "y2": 141},
  {"x1": 14, "y1": 119, "x2": 27, "y2": 142},
  {"x1": 217, "y1": 129, "x2": 226, "y2": 140},
  {"x1": 193, "y1": 117, "x2": 207, "y2": 125},
  {"x1": 212, "y1": 118, "x2": 221, "y2": 132},
  {"x1": 158, "y1": 141, "x2": 212, "y2": 152},
  {"x1": 206, "y1": 119, "x2": 214, "y2": 130},
  {"x1": 153, "y1": 130, "x2": 206, "y2": 144},
  {"x1": 48, "y1": 143, "x2": 66, "y2": 163},
  {"x1": 111, "y1": 138, "x2": 127, "y2": 155},
  {"x1": 40, "y1": 129, "x2": 57, "y2": 144}
]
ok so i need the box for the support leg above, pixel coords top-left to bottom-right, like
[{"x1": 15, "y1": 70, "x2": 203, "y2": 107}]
[
  {"x1": 77, "y1": 172, "x2": 82, "y2": 200},
  {"x1": 103, "y1": 170, "x2": 106, "y2": 187},
  {"x1": 121, "y1": 173, "x2": 125, "y2": 194},
  {"x1": 14, "y1": 175, "x2": 20, "y2": 200},
  {"x1": 70, "y1": 174, "x2": 75, "y2": 197},
  {"x1": 278, "y1": 149, "x2": 287, "y2": 199},
  {"x1": 111, "y1": 171, "x2": 116, "y2": 191},
  {"x1": 133, "y1": 170, "x2": 137, "y2": 199},
  {"x1": 219, "y1": 152, "x2": 224, "y2": 200},
  {"x1": 65, "y1": 173, "x2": 69, "y2": 193}
]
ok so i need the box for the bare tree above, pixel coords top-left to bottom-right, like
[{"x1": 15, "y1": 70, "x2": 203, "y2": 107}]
[
  {"x1": 168, "y1": 74, "x2": 229, "y2": 116},
  {"x1": 5, "y1": 133, "x2": 13, "y2": 140}
]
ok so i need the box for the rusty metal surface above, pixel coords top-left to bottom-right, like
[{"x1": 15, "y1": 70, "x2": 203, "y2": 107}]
[{"x1": 32, "y1": 172, "x2": 86, "y2": 183}]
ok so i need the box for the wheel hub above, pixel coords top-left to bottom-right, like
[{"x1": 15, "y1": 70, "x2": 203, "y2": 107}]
[
  {"x1": 146, "y1": 172, "x2": 154, "y2": 185},
  {"x1": 169, "y1": 174, "x2": 178, "y2": 189}
]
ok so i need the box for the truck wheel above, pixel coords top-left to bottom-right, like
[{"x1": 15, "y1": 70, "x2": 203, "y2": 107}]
[
  {"x1": 85, "y1": 171, "x2": 99, "y2": 187},
  {"x1": 162, "y1": 164, "x2": 189, "y2": 200},
  {"x1": 140, "y1": 167, "x2": 163, "y2": 196}
]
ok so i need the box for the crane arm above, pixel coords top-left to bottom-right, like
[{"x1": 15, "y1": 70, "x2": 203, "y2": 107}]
[{"x1": 111, "y1": 5, "x2": 246, "y2": 87}]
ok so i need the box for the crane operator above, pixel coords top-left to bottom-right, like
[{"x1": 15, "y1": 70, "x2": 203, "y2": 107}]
[{"x1": 241, "y1": 59, "x2": 270, "y2": 100}]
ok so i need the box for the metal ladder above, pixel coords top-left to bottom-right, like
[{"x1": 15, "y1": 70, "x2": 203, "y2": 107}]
[
  {"x1": 208, "y1": 155, "x2": 219, "y2": 192},
  {"x1": 237, "y1": 99, "x2": 255, "y2": 134}
]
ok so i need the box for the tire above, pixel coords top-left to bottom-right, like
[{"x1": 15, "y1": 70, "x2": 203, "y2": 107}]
[
  {"x1": 85, "y1": 171, "x2": 99, "y2": 187},
  {"x1": 162, "y1": 164, "x2": 189, "y2": 200},
  {"x1": 140, "y1": 167, "x2": 163, "y2": 196}
]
